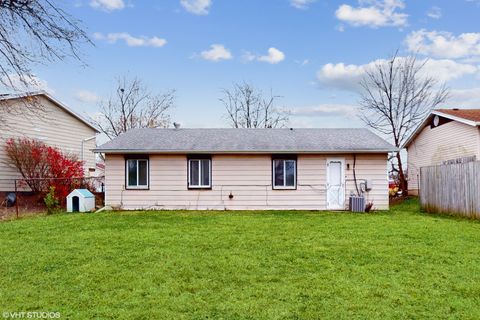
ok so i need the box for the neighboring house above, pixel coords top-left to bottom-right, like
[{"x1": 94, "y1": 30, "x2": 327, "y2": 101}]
[
  {"x1": 0, "y1": 91, "x2": 99, "y2": 192},
  {"x1": 404, "y1": 109, "x2": 480, "y2": 195},
  {"x1": 95, "y1": 128, "x2": 394, "y2": 210}
]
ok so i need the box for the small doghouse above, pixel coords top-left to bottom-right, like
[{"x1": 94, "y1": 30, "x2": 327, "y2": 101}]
[{"x1": 67, "y1": 189, "x2": 95, "y2": 212}]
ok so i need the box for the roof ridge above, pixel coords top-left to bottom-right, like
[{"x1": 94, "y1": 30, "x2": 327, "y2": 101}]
[{"x1": 96, "y1": 127, "x2": 395, "y2": 153}]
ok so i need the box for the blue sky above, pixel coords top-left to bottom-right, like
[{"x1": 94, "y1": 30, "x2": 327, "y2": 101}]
[{"x1": 28, "y1": 0, "x2": 480, "y2": 128}]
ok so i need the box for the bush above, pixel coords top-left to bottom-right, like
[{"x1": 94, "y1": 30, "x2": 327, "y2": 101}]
[
  {"x1": 5, "y1": 138, "x2": 85, "y2": 204},
  {"x1": 44, "y1": 186, "x2": 60, "y2": 214}
]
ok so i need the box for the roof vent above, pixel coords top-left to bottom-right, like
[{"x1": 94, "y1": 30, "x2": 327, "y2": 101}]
[{"x1": 173, "y1": 122, "x2": 181, "y2": 129}]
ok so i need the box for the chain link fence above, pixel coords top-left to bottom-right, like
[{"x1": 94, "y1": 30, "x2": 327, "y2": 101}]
[{"x1": 0, "y1": 176, "x2": 104, "y2": 220}]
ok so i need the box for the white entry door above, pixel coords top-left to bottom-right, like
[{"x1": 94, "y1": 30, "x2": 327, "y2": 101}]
[{"x1": 326, "y1": 158, "x2": 345, "y2": 210}]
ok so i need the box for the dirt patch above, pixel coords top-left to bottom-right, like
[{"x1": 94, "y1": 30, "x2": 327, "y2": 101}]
[
  {"x1": 390, "y1": 195, "x2": 417, "y2": 206},
  {"x1": 0, "y1": 192, "x2": 47, "y2": 220}
]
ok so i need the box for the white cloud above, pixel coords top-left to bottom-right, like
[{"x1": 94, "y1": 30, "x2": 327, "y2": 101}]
[
  {"x1": 75, "y1": 90, "x2": 100, "y2": 103},
  {"x1": 317, "y1": 58, "x2": 478, "y2": 92},
  {"x1": 292, "y1": 104, "x2": 358, "y2": 118},
  {"x1": 180, "y1": 0, "x2": 211, "y2": 15},
  {"x1": 1, "y1": 74, "x2": 53, "y2": 93},
  {"x1": 242, "y1": 48, "x2": 286, "y2": 64},
  {"x1": 421, "y1": 59, "x2": 477, "y2": 82},
  {"x1": 290, "y1": 0, "x2": 315, "y2": 9},
  {"x1": 405, "y1": 30, "x2": 480, "y2": 59},
  {"x1": 93, "y1": 32, "x2": 167, "y2": 47},
  {"x1": 241, "y1": 51, "x2": 257, "y2": 63},
  {"x1": 335, "y1": 0, "x2": 408, "y2": 28},
  {"x1": 200, "y1": 44, "x2": 232, "y2": 61},
  {"x1": 426, "y1": 6, "x2": 442, "y2": 19},
  {"x1": 90, "y1": 0, "x2": 125, "y2": 11},
  {"x1": 258, "y1": 47, "x2": 285, "y2": 64},
  {"x1": 295, "y1": 59, "x2": 310, "y2": 66},
  {"x1": 317, "y1": 62, "x2": 368, "y2": 91},
  {"x1": 448, "y1": 88, "x2": 480, "y2": 108}
]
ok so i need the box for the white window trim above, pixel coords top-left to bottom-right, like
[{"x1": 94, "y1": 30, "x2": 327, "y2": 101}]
[
  {"x1": 188, "y1": 159, "x2": 211, "y2": 188},
  {"x1": 126, "y1": 159, "x2": 149, "y2": 189},
  {"x1": 273, "y1": 159, "x2": 296, "y2": 190}
]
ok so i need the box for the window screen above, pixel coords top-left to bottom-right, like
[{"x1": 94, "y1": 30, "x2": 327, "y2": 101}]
[
  {"x1": 273, "y1": 159, "x2": 296, "y2": 189},
  {"x1": 189, "y1": 159, "x2": 211, "y2": 188},
  {"x1": 126, "y1": 159, "x2": 149, "y2": 188}
]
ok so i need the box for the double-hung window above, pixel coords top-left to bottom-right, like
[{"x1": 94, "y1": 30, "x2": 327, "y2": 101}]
[
  {"x1": 126, "y1": 158, "x2": 149, "y2": 189},
  {"x1": 273, "y1": 158, "x2": 296, "y2": 189},
  {"x1": 188, "y1": 158, "x2": 211, "y2": 188}
]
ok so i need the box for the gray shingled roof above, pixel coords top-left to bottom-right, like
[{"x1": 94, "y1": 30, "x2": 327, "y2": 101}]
[{"x1": 95, "y1": 128, "x2": 395, "y2": 153}]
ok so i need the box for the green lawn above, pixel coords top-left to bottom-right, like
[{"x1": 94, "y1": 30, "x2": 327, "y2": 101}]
[{"x1": 1, "y1": 199, "x2": 480, "y2": 319}]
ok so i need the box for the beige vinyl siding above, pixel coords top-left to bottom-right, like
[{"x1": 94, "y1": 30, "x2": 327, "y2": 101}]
[
  {"x1": 407, "y1": 121, "x2": 480, "y2": 193},
  {"x1": 0, "y1": 96, "x2": 97, "y2": 191},
  {"x1": 105, "y1": 153, "x2": 388, "y2": 211}
]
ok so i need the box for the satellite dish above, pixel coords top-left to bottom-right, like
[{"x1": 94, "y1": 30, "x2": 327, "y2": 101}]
[{"x1": 433, "y1": 115, "x2": 440, "y2": 127}]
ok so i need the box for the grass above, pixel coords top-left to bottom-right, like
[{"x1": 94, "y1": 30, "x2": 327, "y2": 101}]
[{"x1": 1, "y1": 199, "x2": 480, "y2": 319}]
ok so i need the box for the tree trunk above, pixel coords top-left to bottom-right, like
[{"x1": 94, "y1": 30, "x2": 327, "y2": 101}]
[{"x1": 396, "y1": 152, "x2": 408, "y2": 195}]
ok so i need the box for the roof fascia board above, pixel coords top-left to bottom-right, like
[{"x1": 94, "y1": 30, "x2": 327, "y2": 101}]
[
  {"x1": 432, "y1": 110, "x2": 478, "y2": 127},
  {"x1": 94, "y1": 149, "x2": 396, "y2": 154}
]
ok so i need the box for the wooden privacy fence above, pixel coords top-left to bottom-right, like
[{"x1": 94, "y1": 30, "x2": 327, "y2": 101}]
[{"x1": 420, "y1": 161, "x2": 480, "y2": 218}]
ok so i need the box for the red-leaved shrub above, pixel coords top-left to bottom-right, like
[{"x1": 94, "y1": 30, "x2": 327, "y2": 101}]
[{"x1": 5, "y1": 138, "x2": 85, "y2": 203}]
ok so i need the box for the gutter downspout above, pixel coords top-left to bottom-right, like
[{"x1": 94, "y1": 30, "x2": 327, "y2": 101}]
[
  {"x1": 81, "y1": 135, "x2": 97, "y2": 163},
  {"x1": 353, "y1": 154, "x2": 360, "y2": 197}
]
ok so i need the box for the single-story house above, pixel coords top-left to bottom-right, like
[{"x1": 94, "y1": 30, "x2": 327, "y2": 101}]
[
  {"x1": 95, "y1": 128, "x2": 394, "y2": 210},
  {"x1": 0, "y1": 91, "x2": 99, "y2": 192},
  {"x1": 404, "y1": 109, "x2": 480, "y2": 195}
]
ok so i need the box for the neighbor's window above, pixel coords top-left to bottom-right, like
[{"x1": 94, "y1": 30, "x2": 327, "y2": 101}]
[
  {"x1": 188, "y1": 159, "x2": 211, "y2": 188},
  {"x1": 126, "y1": 159, "x2": 149, "y2": 189},
  {"x1": 273, "y1": 159, "x2": 296, "y2": 189}
]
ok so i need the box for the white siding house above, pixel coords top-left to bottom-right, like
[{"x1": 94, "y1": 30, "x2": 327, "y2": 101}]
[
  {"x1": 0, "y1": 91, "x2": 99, "y2": 191},
  {"x1": 96, "y1": 128, "x2": 393, "y2": 211},
  {"x1": 404, "y1": 109, "x2": 480, "y2": 195}
]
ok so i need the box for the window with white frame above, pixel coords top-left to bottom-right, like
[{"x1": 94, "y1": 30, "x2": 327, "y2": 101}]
[
  {"x1": 188, "y1": 158, "x2": 211, "y2": 188},
  {"x1": 273, "y1": 158, "x2": 296, "y2": 189},
  {"x1": 126, "y1": 158, "x2": 149, "y2": 189}
]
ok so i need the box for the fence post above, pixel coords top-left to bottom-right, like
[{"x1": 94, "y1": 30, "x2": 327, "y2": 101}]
[
  {"x1": 416, "y1": 173, "x2": 420, "y2": 194},
  {"x1": 14, "y1": 179, "x2": 18, "y2": 219}
]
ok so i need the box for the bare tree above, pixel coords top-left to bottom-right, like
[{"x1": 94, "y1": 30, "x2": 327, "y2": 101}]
[
  {"x1": 220, "y1": 82, "x2": 289, "y2": 128},
  {"x1": 359, "y1": 52, "x2": 449, "y2": 193},
  {"x1": 91, "y1": 77, "x2": 175, "y2": 140},
  {"x1": 0, "y1": 0, "x2": 90, "y2": 90}
]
